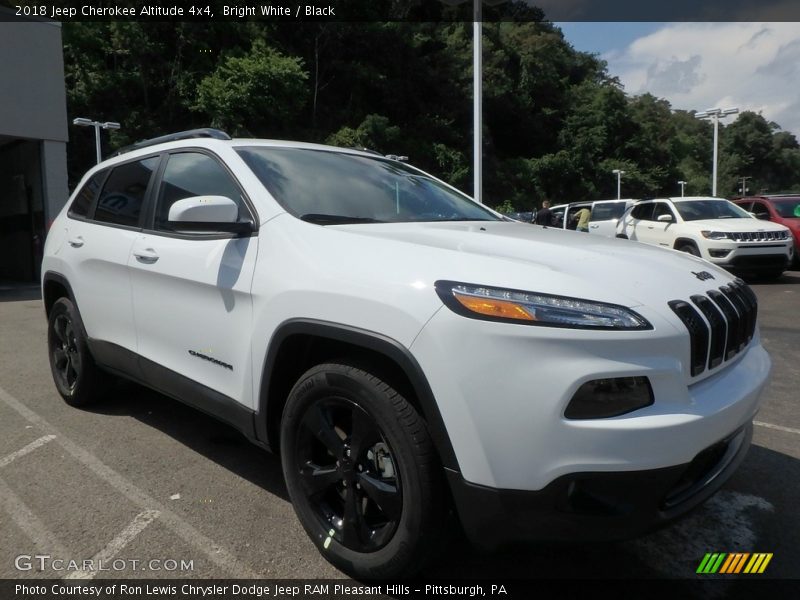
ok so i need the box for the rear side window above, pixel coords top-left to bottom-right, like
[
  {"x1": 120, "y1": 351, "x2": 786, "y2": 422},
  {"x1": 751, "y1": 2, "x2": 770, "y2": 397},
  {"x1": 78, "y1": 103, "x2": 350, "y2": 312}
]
[
  {"x1": 94, "y1": 157, "x2": 159, "y2": 227},
  {"x1": 590, "y1": 202, "x2": 627, "y2": 221},
  {"x1": 154, "y1": 152, "x2": 248, "y2": 230},
  {"x1": 68, "y1": 171, "x2": 106, "y2": 219}
]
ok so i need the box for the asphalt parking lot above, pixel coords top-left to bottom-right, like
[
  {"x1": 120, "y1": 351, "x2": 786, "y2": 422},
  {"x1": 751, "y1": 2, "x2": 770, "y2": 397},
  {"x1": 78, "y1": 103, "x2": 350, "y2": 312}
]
[{"x1": 0, "y1": 272, "x2": 798, "y2": 584}]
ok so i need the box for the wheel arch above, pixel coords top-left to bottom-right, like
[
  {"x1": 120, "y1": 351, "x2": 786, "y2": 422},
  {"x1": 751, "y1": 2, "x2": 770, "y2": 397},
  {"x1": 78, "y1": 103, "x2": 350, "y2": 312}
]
[
  {"x1": 42, "y1": 272, "x2": 76, "y2": 318},
  {"x1": 257, "y1": 319, "x2": 460, "y2": 472},
  {"x1": 673, "y1": 237, "x2": 700, "y2": 251}
]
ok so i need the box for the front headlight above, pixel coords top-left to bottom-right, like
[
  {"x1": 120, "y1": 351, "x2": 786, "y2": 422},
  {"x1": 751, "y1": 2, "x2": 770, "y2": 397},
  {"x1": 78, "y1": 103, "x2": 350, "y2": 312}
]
[
  {"x1": 435, "y1": 281, "x2": 652, "y2": 330},
  {"x1": 701, "y1": 230, "x2": 729, "y2": 240}
]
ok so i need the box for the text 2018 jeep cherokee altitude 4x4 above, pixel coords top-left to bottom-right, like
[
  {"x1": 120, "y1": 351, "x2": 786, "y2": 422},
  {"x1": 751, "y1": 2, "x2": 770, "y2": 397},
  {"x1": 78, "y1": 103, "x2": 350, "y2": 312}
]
[{"x1": 42, "y1": 130, "x2": 771, "y2": 578}]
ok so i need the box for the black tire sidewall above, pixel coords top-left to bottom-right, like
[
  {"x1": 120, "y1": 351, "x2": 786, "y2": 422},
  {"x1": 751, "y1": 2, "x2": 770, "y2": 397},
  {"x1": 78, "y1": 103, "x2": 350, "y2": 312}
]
[
  {"x1": 280, "y1": 363, "x2": 440, "y2": 578},
  {"x1": 47, "y1": 297, "x2": 102, "y2": 406}
]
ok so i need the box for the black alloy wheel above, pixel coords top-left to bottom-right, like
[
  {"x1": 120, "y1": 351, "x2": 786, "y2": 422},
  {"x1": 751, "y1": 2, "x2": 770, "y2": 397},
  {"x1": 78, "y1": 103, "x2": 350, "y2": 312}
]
[
  {"x1": 280, "y1": 362, "x2": 445, "y2": 578},
  {"x1": 47, "y1": 297, "x2": 110, "y2": 406},
  {"x1": 50, "y1": 312, "x2": 81, "y2": 392},
  {"x1": 295, "y1": 397, "x2": 402, "y2": 552}
]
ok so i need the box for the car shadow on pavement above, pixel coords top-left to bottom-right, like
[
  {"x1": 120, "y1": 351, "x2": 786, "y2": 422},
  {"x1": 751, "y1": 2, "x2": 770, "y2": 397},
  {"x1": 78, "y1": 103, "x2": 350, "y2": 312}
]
[
  {"x1": 83, "y1": 380, "x2": 291, "y2": 502},
  {"x1": 421, "y1": 442, "x2": 798, "y2": 585},
  {"x1": 79, "y1": 382, "x2": 799, "y2": 586}
]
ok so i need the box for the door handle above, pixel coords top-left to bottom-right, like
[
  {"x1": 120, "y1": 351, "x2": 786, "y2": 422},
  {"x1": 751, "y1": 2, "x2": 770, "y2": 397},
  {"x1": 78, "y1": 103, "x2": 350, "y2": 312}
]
[
  {"x1": 68, "y1": 237, "x2": 84, "y2": 248},
  {"x1": 133, "y1": 249, "x2": 159, "y2": 264},
  {"x1": 589, "y1": 224, "x2": 599, "y2": 229}
]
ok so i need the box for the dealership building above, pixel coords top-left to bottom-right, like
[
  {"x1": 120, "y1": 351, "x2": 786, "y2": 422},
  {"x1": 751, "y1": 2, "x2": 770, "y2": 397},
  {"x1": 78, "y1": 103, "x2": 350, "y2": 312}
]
[{"x1": 0, "y1": 15, "x2": 69, "y2": 282}]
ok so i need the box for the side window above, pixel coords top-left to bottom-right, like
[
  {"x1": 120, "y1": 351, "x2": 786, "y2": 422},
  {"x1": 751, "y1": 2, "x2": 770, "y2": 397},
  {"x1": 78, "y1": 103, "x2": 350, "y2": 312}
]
[
  {"x1": 751, "y1": 202, "x2": 770, "y2": 219},
  {"x1": 94, "y1": 158, "x2": 159, "y2": 227},
  {"x1": 155, "y1": 152, "x2": 248, "y2": 231},
  {"x1": 652, "y1": 202, "x2": 675, "y2": 220},
  {"x1": 590, "y1": 202, "x2": 626, "y2": 222},
  {"x1": 68, "y1": 171, "x2": 106, "y2": 219},
  {"x1": 631, "y1": 204, "x2": 654, "y2": 221}
]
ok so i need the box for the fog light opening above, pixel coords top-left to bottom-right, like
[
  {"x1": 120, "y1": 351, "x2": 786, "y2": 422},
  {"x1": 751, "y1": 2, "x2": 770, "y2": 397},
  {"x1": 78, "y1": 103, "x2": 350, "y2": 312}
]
[
  {"x1": 565, "y1": 377, "x2": 654, "y2": 419},
  {"x1": 708, "y1": 249, "x2": 732, "y2": 258}
]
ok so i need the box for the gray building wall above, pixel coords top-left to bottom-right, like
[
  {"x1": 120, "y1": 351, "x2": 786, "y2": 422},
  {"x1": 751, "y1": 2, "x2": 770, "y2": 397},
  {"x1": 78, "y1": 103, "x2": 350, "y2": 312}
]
[{"x1": 0, "y1": 19, "x2": 69, "y2": 280}]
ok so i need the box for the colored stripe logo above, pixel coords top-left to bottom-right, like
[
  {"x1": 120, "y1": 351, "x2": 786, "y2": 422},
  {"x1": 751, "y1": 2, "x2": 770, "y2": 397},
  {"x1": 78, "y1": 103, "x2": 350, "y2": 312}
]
[{"x1": 697, "y1": 553, "x2": 773, "y2": 574}]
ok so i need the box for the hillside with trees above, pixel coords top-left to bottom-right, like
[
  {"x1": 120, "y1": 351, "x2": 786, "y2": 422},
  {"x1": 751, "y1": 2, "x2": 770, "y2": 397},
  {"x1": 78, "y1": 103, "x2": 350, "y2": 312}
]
[{"x1": 62, "y1": 19, "x2": 800, "y2": 210}]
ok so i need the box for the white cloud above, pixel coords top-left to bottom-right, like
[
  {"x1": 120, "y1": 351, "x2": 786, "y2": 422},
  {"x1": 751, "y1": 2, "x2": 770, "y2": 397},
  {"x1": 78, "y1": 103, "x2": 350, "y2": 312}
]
[{"x1": 605, "y1": 22, "x2": 800, "y2": 137}]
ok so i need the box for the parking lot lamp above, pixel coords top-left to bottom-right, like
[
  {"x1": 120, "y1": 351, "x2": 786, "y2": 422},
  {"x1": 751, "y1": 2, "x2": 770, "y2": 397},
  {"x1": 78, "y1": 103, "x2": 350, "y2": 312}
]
[
  {"x1": 695, "y1": 107, "x2": 738, "y2": 196},
  {"x1": 73, "y1": 117, "x2": 121, "y2": 164},
  {"x1": 678, "y1": 180, "x2": 687, "y2": 197},
  {"x1": 612, "y1": 169, "x2": 625, "y2": 200}
]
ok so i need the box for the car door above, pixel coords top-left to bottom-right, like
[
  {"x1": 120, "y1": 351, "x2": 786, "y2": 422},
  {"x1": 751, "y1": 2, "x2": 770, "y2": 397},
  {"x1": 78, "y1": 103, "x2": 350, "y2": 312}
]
[
  {"x1": 621, "y1": 203, "x2": 654, "y2": 240},
  {"x1": 62, "y1": 157, "x2": 159, "y2": 369},
  {"x1": 644, "y1": 202, "x2": 678, "y2": 248},
  {"x1": 128, "y1": 150, "x2": 259, "y2": 408},
  {"x1": 588, "y1": 201, "x2": 628, "y2": 237}
]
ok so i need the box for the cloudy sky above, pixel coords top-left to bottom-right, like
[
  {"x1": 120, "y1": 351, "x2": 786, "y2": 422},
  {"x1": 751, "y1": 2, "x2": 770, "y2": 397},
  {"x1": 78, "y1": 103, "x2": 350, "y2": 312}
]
[{"x1": 557, "y1": 22, "x2": 800, "y2": 138}]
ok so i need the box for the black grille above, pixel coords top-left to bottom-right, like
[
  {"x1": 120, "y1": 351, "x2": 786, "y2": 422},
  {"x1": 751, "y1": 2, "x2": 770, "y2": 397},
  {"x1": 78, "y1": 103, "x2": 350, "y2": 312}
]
[
  {"x1": 668, "y1": 301, "x2": 709, "y2": 376},
  {"x1": 691, "y1": 295, "x2": 726, "y2": 369},
  {"x1": 670, "y1": 281, "x2": 758, "y2": 376}
]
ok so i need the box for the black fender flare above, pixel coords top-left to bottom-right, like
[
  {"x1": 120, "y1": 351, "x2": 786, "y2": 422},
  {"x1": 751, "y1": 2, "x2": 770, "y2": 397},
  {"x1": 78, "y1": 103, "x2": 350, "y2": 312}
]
[{"x1": 256, "y1": 318, "x2": 460, "y2": 472}]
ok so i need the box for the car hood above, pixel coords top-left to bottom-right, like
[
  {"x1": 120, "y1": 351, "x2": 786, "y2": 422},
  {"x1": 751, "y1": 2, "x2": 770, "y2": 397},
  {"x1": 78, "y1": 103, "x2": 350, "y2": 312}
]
[
  {"x1": 684, "y1": 218, "x2": 789, "y2": 232},
  {"x1": 333, "y1": 220, "x2": 737, "y2": 308}
]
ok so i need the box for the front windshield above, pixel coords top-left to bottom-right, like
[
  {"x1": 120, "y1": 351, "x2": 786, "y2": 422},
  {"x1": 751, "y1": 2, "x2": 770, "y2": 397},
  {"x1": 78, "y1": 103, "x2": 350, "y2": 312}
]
[
  {"x1": 673, "y1": 199, "x2": 751, "y2": 221},
  {"x1": 236, "y1": 147, "x2": 499, "y2": 224},
  {"x1": 772, "y1": 199, "x2": 800, "y2": 218}
]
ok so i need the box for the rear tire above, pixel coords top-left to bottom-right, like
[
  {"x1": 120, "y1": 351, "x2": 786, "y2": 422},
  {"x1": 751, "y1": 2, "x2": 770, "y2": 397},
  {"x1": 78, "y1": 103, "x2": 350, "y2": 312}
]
[
  {"x1": 280, "y1": 361, "x2": 445, "y2": 578},
  {"x1": 47, "y1": 297, "x2": 110, "y2": 406}
]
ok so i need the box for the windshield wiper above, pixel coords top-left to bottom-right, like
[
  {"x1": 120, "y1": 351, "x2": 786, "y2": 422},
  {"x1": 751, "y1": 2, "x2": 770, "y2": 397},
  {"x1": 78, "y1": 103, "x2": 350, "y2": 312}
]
[{"x1": 299, "y1": 214, "x2": 385, "y2": 225}]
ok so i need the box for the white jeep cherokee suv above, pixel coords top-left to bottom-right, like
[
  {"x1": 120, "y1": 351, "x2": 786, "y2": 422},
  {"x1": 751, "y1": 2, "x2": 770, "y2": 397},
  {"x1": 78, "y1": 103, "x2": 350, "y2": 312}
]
[
  {"x1": 42, "y1": 130, "x2": 771, "y2": 578},
  {"x1": 617, "y1": 196, "x2": 792, "y2": 279}
]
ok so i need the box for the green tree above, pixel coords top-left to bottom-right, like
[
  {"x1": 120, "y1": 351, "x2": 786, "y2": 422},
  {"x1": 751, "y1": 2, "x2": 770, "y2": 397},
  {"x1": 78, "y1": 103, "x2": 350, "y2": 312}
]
[{"x1": 194, "y1": 39, "x2": 308, "y2": 136}]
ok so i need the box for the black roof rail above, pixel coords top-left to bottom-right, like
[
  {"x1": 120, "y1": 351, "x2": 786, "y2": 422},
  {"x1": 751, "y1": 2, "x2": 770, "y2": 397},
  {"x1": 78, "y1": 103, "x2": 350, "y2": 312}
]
[{"x1": 113, "y1": 128, "x2": 231, "y2": 157}]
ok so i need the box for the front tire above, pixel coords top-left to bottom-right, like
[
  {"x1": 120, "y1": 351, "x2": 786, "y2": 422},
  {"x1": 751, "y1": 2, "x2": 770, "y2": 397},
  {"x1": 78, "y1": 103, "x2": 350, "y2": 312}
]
[
  {"x1": 280, "y1": 362, "x2": 445, "y2": 578},
  {"x1": 678, "y1": 242, "x2": 700, "y2": 256},
  {"x1": 47, "y1": 297, "x2": 109, "y2": 406}
]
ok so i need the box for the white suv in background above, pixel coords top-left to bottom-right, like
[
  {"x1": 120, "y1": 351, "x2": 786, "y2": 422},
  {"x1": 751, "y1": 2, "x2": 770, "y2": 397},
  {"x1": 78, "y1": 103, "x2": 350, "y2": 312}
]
[
  {"x1": 551, "y1": 199, "x2": 637, "y2": 236},
  {"x1": 42, "y1": 131, "x2": 771, "y2": 578},
  {"x1": 617, "y1": 197, "x2": 792, "y2": 279}
]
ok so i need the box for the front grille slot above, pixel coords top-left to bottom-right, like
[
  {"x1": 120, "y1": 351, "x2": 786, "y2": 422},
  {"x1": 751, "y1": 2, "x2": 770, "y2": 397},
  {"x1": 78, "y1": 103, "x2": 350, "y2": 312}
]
[
  {"x1": 668, "y1": 301, "x2": 709, "y2": 376},
  {"x1": 691, "y1": 296, "x2": 726, "y2": 369},
  {"x1": 707, "y1": 291, "x2": 740, "y2": 359},
  {"x1": 670, "y1": 281, "x2": 758, "y2": 377}
]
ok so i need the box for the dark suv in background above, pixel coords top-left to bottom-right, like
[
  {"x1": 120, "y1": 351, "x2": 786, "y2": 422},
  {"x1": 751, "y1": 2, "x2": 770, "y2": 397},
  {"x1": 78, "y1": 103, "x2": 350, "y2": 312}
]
[{"x1": 734, "y1": 195, "x2": 800, "y2": 266}]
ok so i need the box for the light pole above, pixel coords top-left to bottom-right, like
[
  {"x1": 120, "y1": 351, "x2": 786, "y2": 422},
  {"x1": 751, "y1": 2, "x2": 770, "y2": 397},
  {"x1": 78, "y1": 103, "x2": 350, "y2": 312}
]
[
  {"x1": 695, "y1": 107, "x2": 738, "y2": 197},
  {"x1": 73, "y1": 117, "x2": 121, "y2": 164},
  {"x1": 473, "y1": 0, "x2": 482, "y2": 203},
  {"x1": 678, "y1": 180, "x2": 687, "y2": 197},
  {"x1": 612, "y1": 169, "x2": 625, "y2": 200},
  {"x1": 739, "y1": 176, "x2": 751, "y2": 197}
]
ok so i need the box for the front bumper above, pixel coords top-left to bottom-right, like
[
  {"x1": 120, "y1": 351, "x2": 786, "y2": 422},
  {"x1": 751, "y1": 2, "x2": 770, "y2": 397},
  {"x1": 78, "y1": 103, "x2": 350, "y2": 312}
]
[
  {"x1": 411, "y1": 306, "x2": 770, "y2": 491},
  {"x1": 448, "y1": 423, "x2": 752, "y2": 549},
  {"x1": 704, "y1": 242, "x2": 791, "y2": 273}
]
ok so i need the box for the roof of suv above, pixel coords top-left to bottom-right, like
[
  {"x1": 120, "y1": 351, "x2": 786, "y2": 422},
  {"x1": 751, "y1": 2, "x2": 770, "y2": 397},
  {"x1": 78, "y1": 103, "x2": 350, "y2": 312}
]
[{"x1": 105, "y1": 128, "x2": 393, "y2": 168}]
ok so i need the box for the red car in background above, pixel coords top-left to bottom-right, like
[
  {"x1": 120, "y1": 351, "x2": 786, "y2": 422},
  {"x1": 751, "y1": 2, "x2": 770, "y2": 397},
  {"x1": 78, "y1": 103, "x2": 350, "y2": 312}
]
[{"x1": 734, "y1": 195, "x2": 800, "y2": 267}]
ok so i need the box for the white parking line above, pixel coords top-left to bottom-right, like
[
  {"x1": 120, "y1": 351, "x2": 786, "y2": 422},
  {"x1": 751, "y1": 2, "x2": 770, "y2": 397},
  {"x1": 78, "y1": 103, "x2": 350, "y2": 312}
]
[
  {"x1": 0, "y1": 435, "x2": 56, "y2": 469},
  {"x1": 0, "y1": 385, "x2": 258, "y2": 578},
  {"x1": 754, "y1": 420, "x2": 800, "y2": 436},
  {"x1": 65, "y1": 509, "x2": 160, "y2": 580},
  {"x1": 0, "y1": 476, "x2": 71, "y2": 561}
]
